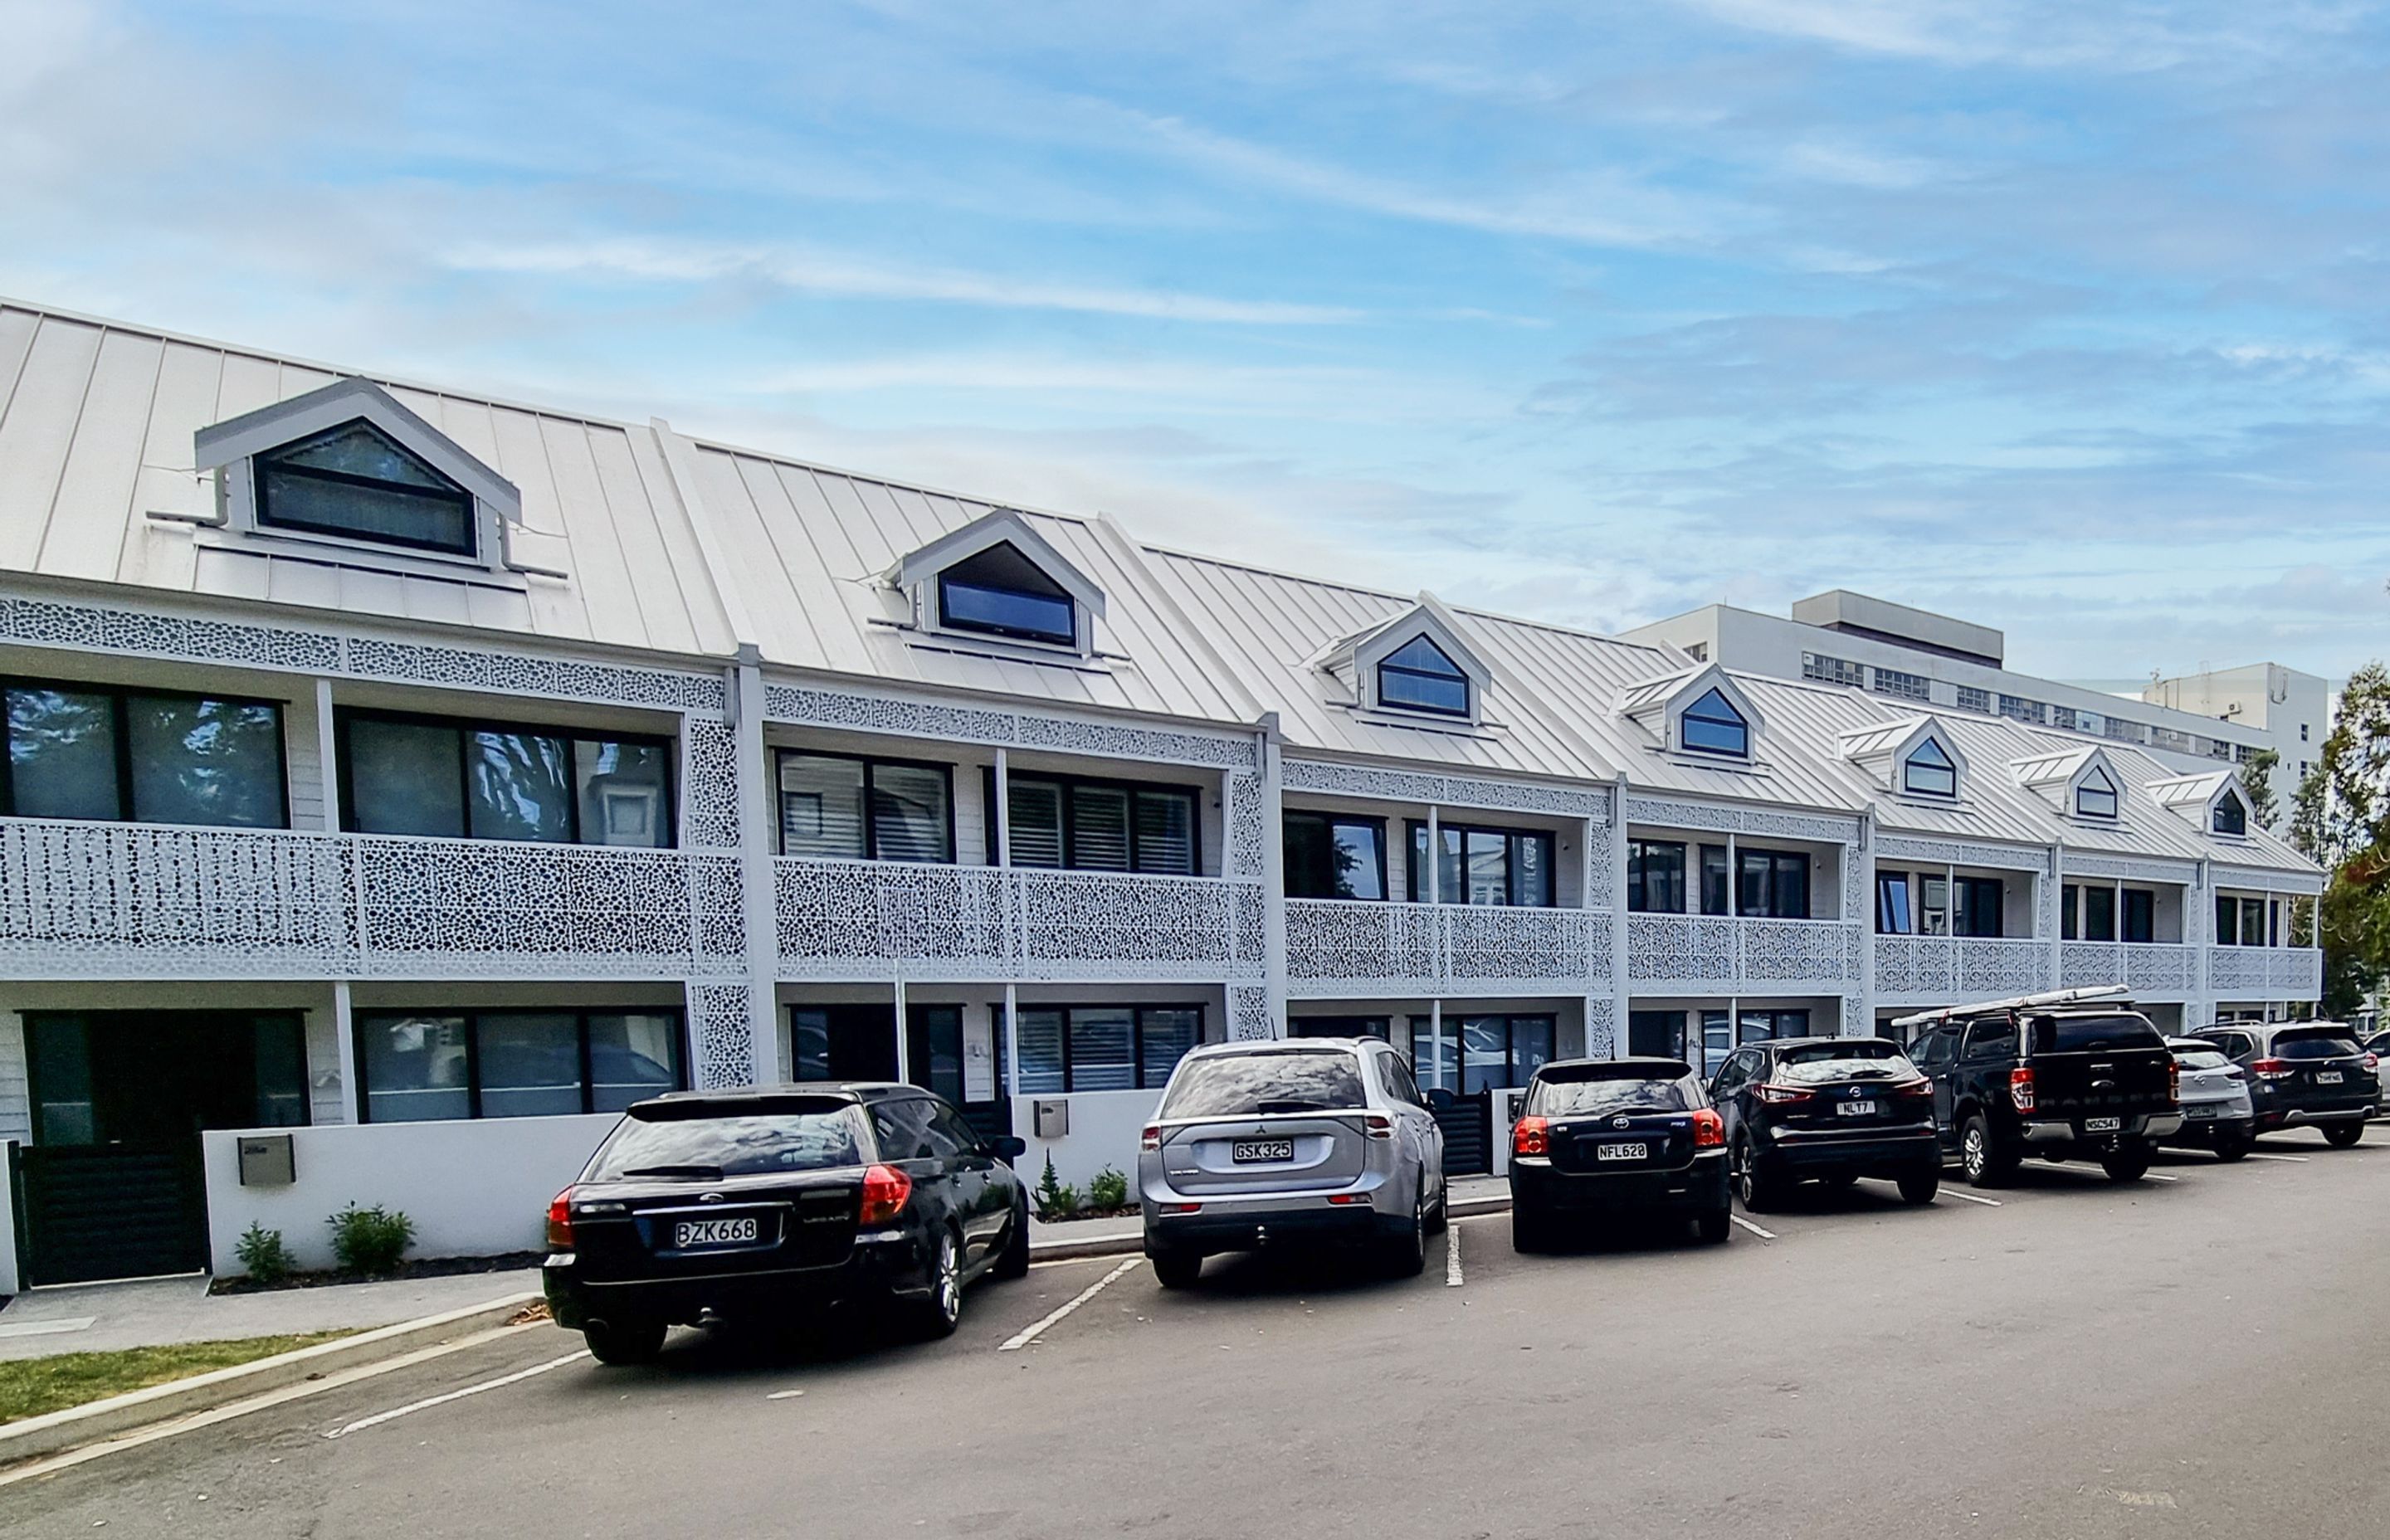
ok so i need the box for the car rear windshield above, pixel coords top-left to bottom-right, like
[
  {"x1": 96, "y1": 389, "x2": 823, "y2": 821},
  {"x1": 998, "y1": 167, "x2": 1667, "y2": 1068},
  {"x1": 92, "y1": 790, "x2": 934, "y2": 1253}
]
[
  {"x1": 2274, "y1": 1031, "x2": 2363, "y2": 1060},
  {"x1": 585, "y1": 1104, "x2": 864, "y2": 1180},
  {"x1": 2029, "y1": 1014, "x2": 2163, "y2": 1054},
  {"x1": 2171, "y1": 1047, "x2": 2232, "y2": 1071},
  {"x1": 1773, "y1": 1040, "x2": 1911, "y2": 1084},
  {"x1": 1159, "y1": 1051, "x2": 1368, "y2": 1118},
  {"x1": 1530, "y1": 1076, "x2": 1690, "y2": 1117}
]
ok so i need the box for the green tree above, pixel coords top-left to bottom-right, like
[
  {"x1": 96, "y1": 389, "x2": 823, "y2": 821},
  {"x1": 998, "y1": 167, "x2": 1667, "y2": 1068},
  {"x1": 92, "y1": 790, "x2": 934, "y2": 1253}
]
[
  {"x1": 2290, "y1": 663, "x2": 2390, "y2": 1018},
  {"x1": 2238, "y1": 748, "x2": 2280, "y2": 830}
]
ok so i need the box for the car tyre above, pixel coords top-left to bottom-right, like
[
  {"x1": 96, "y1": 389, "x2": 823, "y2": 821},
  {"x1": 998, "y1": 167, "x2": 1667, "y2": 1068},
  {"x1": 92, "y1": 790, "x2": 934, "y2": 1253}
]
[
  {"x1": 2212, "y1": 1133, "x2": 2252, "y2": 1162},
  {"x1": 2323, "y1": 1121, "x2": 2365, "y2": 1149},
  {"x1": 1149, "y1": 1247, "x2": 1202, "y2": 1289},
  {"x1": 1510, "y1": 1206, "x2": 1551, "y2": 1254},
  {"x1": 2099, "y1": 1148, "x2": 2150, "y2": 1183},
  {"x1": 1427, "y1": 1173, "x2": 1450, "y2": 1235},
  {"x1": 1694, "y1": 1206, "x2": 1731, "y2": 1245},
  {"x1": 993, "y1": 1195, "x2": 1031, "y2": 1280},
  {"x1": 1735, "y1": 1134, "x2": 1787, "y2": 1212},
  {"x1": 1959, "y1": 1114, "x2": 2015, "y2": 1188},
  {"x1": 1383, "y1": 1188, "x2": 1428, "y2": 1278},
  {"x1": 1895, "y1": 1164, "x2": 1939, "y2": 1205},
  {"x1": 904, "y1": 1230, "x2": 964, "y2": 1340},
  {"x1": 583, "y1": 1318, "x2": 666, "y2": 1366}
]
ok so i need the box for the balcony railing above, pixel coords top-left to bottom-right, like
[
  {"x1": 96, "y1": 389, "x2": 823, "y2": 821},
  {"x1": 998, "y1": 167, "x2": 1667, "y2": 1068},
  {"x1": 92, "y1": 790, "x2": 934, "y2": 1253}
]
[
  {"x1": 776, "y1": 858, "x2": 1266, "y2": 983},
  {"x1": 1285, "y1": 899, "x2": 1604, "y2": 997},
  {"x1": 1874, "y1": 934, "x2": 2051, "y2": 1001},
  {"x1": 2059, "y1": 940, "x2": 2199, "y2": 997},
  {"x1": 0, "y1": 817, "x2": 745, "y2": 979},
  {"x1": 2204, "y1": 944, "x2": 2324, "y2": 1001},
  {"x1": 1627, "y1": 914, "x2": 1863, "y2": 993}
]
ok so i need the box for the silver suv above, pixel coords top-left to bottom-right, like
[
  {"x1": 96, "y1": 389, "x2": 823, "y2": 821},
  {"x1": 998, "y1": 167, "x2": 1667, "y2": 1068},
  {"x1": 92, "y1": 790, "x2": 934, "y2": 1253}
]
[{"x1": 1139, "y1": 1038, "x2": 1446, "y2": 1288}]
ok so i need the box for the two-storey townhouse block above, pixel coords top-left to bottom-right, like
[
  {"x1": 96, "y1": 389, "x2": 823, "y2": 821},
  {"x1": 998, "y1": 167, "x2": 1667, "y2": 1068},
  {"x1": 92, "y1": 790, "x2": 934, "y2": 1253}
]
[{"x1": 0, "y1": 299, "x2": 2324, "y2": 1289}]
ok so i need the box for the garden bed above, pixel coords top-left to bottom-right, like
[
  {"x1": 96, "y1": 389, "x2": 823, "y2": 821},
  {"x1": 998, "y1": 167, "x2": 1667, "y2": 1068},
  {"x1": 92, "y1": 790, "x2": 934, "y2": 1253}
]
[
  {"x1": 0, "y1": 1333, "x2": 353, "y2": 1424},
  {"x1": 209, "y1": 1252, "x2": 545, "y2": 1296},
  {"x1": 1034, "y1": 1203, "x2": 1138, "y2": 1224}
]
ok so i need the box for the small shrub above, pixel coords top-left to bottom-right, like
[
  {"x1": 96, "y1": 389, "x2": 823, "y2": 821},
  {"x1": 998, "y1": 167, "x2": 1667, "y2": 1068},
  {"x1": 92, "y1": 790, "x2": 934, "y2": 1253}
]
[
  {"x1": 1086, "y1": 1166, "x2": 1129, "y2": 1210},
  {"x1": 326, "y1": 1204, "x2": 417, "y2": 1275},
  {"x1": 1042, "y1": 1183, "x2": 1080, "y2": 1221},
  {"x1": 235, "y1": 1222, "x2": 295, "y2": 1285}
]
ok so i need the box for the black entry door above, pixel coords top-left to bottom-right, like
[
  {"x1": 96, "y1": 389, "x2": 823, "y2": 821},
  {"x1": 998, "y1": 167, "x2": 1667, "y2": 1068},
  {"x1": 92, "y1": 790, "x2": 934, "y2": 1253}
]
[
  {"x1": 21, "y1": 1011, "x2": 308, "y2": 1285},
  {"x1": 910, "y1": 1005, "x2": 1012, "y2": 1142},
  {"x1": 789, "y1": 1004, "x2": 899, "y2": 1083}
]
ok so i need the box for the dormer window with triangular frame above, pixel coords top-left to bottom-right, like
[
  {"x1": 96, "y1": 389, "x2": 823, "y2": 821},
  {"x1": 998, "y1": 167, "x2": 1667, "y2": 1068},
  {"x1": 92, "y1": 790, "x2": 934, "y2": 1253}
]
[
  {"x1": 1377, "y1": 634, "x2": 1471, "y2": 718},
  {"x1": 1903, "y1": 737, "x2": 1958, "y2": 798},
  {"x1": 2075, "y1": 763, "x2": 2120, "y2": 820},
  {"x1": 2212, "y1": 788, "x2": 2248, "y2": 837},
  {"x1": 1680, "y1": 687, "x2": 1750, "y2": 758},
  {"x1": 256, "y1": 420, "x2": 476, "y2": 556},
  {"x1": 894, "y1": 508, "x2": 1107, "y2": 658}
]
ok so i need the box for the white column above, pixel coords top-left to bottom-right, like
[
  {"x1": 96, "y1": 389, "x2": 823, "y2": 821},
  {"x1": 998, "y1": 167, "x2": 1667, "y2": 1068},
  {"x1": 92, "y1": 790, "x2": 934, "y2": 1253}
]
[
  {"x1": 892, "y1": 977, "x2": 910, "y2": 1084},
  {"x1": 1851, "y1": 811, "x2": 1875, "y2": 1036},
  {"x1": 1428, "y1": 999, "x2": 1444, "y2": 1092},
  {"x1": 1259, "y1": 719, "x2": 1287, "y2": 1039},
  {"x1": 1003, "y1": 982, "x2": 1021, "y2": 1099},
  {"x1": 313, "y1": 677, "x2": 341, "y2": 831},
  {"x1": 993, "y1": 748, "x2": 1011, "y2": 867},
  {"x1": 730, "y1": 648, "x2": 778, "y2": 1085},
  {"x1": 331, "y1": 978, "x2": 360, "y2": 1125},
  {"x1": 1607, "y1": 777, "x2": 1631, "y2": 1057}
]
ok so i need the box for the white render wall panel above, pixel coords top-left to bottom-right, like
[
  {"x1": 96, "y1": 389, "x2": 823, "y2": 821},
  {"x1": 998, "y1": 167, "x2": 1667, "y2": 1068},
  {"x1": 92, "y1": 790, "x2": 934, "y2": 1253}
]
[{"x1": 0, "y1": 317, "x2": 103, "y2": 572}]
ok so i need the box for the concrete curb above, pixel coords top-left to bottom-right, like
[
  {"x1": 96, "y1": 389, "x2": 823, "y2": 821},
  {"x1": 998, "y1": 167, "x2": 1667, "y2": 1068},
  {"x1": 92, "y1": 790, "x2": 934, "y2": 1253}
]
[
  {"x1": 0, "y1": 1292, "x2": 539, "y2": 1465},
  {"x1": 1027, "y1": 1192, "x2": 1511, "y2": 1263}
]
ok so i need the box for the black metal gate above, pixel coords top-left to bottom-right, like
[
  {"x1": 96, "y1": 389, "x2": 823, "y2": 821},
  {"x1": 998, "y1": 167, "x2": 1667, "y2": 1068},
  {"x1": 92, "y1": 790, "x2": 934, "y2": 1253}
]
[
  {"x1": 16, "y1": 1143, "x2": 208, "y2": 1286},
  {"x1": 1429, "y1": 1092, "x2": 1492, "y2": 1176}
]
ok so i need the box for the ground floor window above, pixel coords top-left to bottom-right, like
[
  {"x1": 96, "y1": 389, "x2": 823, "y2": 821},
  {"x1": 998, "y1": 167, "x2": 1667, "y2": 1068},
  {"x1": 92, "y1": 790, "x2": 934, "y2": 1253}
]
[
  {"x1": 1699, "y1": 1007, "x2": 1812, "y2": 1076},
  {"x1": 1015, "y1": 1004, "x2": 1203, "y2": 1094},
  {"x1": 26, "y1": 1011, "x2": 307, "y2": 1144},
  {"x1": 1410, "y1": 1013, "x2": 1554, "y2": 1094},
  {"x1": 1627, "y1": 1009, "x2": 1685, "y2": 1059},
  {"x1": 1290, "y1": 1016, "x2": 1391, "y2": 1040},
  {"x1": 357, "y1": 1008, "x2": 682, "y2": 1122}
]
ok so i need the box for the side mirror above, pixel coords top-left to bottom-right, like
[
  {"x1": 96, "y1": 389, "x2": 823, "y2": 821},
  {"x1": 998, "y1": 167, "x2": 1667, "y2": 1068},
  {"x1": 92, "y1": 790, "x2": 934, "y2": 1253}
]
[{"x1": 990, "y1": 1135, "x2": 1028, "y2": 1162}]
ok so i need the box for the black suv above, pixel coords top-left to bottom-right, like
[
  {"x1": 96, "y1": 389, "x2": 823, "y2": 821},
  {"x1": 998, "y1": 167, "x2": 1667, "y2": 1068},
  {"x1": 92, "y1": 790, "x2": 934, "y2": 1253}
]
[
  {"x1": 1507, "y1": 1057, "x2": 1731, "y2": 1250},
  {"x1": 1709, "y1": 1036, "x2": 1940, "y2": 1209},
  {"x1": 542, "y1": 1084, "x2": 1029, "y2": 1363},
  {"x1": 2192, "y1": 1022, "x2": 2379, "y2": 1147},
  {"x1": 1904, "y1": 995, "x2": 2181, "y2": 1187}
]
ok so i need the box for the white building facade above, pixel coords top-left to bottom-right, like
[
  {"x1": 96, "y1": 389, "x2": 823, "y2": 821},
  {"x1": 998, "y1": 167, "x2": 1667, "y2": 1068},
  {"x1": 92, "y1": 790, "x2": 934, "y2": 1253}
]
[{"x1": 0, "y1": 301, "x2": 2324, "y2": 1289}]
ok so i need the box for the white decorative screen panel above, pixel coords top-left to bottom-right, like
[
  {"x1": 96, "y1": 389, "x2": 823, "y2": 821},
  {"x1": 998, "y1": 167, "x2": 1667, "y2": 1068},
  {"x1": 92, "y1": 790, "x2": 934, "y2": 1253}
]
[{"x1": 685, "y1": 982, "x2": 758, "y2": 1089}]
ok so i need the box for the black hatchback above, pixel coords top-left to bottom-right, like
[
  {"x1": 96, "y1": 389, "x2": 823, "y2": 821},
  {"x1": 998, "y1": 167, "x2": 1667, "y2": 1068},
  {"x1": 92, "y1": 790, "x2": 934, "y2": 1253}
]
[
  {"x1": 2193, "y1": 1022, "x2": 2381, "y2": 1147},
  {"x1": 1710, "y1": 1036, "x2": 1941, "y2": 1209},
  {"x1": 1507, "y1": 1058, "x2": 1731, "y2": 1250},
  {"x1": 542, "y1": 1084, "x2": 1030, "y2": 1363}
]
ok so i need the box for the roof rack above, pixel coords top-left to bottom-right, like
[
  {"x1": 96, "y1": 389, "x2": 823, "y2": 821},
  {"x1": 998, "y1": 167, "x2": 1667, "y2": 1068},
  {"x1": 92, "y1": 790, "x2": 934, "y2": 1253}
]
[{"x1": 1890, "y1": 985, "x2": 2129, "y2": 1031}]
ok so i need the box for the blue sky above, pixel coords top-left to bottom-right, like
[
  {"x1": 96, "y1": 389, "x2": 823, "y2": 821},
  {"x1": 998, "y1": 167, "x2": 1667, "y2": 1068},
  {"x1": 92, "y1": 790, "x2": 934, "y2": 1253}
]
[{"x1": 7, "y1": 1, "x2": 2387, "y2": 683}]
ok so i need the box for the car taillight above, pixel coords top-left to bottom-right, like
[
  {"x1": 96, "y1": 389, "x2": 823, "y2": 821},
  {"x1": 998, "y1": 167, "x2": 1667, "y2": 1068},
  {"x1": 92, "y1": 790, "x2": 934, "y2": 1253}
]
[
  {"x1": 2252, "y1": 1057, "x2": 2292, "y2": 1080},
  {"x1": 2368, "y1": 1053, "x2": 2380, "y2": 1072},
  {"x1": 1326, "y1": 1192, "x2": 1373, "y2": 1206},
  {"x1": 2008, "y1": 1066, "x2": 2036, "y2": 1112},
  {"x1": 545, "y1": 1187, "x2": 574, "y2": 1250},
  {"x1": 1512, "y1": 1115, "x2": 1549, "y2": 1157},
  {"x1": 1753, "y1": 1083, "x2": 1813, "y2": 1104},
  {"x1": 1691, "y1": 1109, "x2": 1724, "y2": 1148},
  {"x1": 859, "y1": 1163, "x2": 912, "y2": 1226},
  {"x1": 1140, "y1": 1123, "x2": 1162, "y2": 1152},
  {"x1": 2168, "y1": 1059, "x2": 2180, "y2": 1105},
  {"x1": 1894, "y1": 1076, "x2": 1935, "y2": 1099},
  {"x1": 1365, "y1": 1113, "x2": 1394, "y2": 1140}
]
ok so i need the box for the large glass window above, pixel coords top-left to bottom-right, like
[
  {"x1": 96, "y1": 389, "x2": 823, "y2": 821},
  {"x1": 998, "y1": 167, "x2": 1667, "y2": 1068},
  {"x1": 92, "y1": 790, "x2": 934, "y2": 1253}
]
[
  {"x1": 4, "y1": 679, "x2": 286, "y2": 827},
  {"x1": 1283, "y1": 811, "x2": 1387, "y2": 899},
  {"x1": 2216, "y1": 894, "x2": 2271, "y2": 948},
  {"x1": 778, "y1": 752, "x2": 953, "y2": 862},
  {"x1": 255, "y1": 419, "x2": 476, "y2": 556},
  {"x1": 2075, "y1": 766, "x2": 2119, "y2": 819},
  {"x1": 1678, "y1": 688, "x2": 1749, "y2": 758},
  {"x1": 339, "y1": 710, "x2": 672, "y2": 846},
  {"x1": 2122, "y1": 889, "x2": 2155, "y2": 944},
  {"x1": 1376, "y1": 635, "x2": 1471, "y2": 717},
  {"x1": 1737, "y1": 848, "x2": 1811, "y2": 919},
  {"x1": 1627, "y1": 1009, "x2": 1685, "y2": 1059},
  {"x1": 1015, "y1": 1004, "x2": 1204, "y2": 1094},
  {"x1": 998, "y1": 772, "x2": 1200, "y2": 875},
  {"x1": 1406, "y1": 821, "x2": 1557, "y2": 906},
  {"x1": 1412, "y1": 1014, "x2": 1552, "y2": 1094},
  {"x1": 1955, "y1": 875, "x2": 2005, "y2": 938},
  {"x1": 2212, "y1": 794, "x2": 2247, "y2": 836},
  {"x1": 1902, "y1": 738, "x2": 1958, "y2": 797},
  {"x1": 1697, "y1": 1007, "x2": 1811, "y2": 1076},
  {"x1": 936, "y1": 543, "x2": 1076, "y2": 646},
  {"x1": 358, "y1": 1008, "x2": 683, "y2": 1123},
  {"x1": 1628, "y1": 840, "x2": 1686, "y2": 914},
  {"x1": 1876, "y1": 871, "x2": 1914, "y2": 934}
]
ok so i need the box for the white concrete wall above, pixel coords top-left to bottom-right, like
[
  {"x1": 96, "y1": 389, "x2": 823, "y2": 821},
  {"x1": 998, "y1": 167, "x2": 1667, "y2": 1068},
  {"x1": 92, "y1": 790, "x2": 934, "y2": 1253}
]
[
  {"x1": 1013, "y1": 1089, "x2": 1158, "y2": 1193},
  {"x1": 201, "y1": 1114, "x2": 617, "y2": 1275}
]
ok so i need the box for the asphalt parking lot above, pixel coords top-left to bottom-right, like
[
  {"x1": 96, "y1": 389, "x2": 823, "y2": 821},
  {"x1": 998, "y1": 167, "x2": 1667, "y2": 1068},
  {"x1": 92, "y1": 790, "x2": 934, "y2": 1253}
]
[{"x1": 8, "y1": 1127, "x2": 2389, "y2": 1540}]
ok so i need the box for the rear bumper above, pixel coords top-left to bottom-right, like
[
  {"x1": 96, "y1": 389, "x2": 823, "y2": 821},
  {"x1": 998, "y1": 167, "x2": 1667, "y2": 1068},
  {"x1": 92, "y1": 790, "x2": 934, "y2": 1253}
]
[
  {"x1": 2019, "y1": 1112, "x2": 2181, "y2": 1151},
  {"x1": 2163, "y1": 1113, "x2": 2255, "y2": 1146},
  {"x1": 1510, "y1": 1150, "x2": 1729, "y2": 1215},
  {"x1": 2256, "y1": 1099, "x2": 2378, "y2": 1127},
  {"x1": 1758, "y1": 1123, "x2": 1939, "y2": 1175},
  {"x1": 1142, "y1": 1195, "x2": 1395, "y2": 1256},
  {"x1": 541, "y1": 1231, "x2": 924, "y2": 1330}
]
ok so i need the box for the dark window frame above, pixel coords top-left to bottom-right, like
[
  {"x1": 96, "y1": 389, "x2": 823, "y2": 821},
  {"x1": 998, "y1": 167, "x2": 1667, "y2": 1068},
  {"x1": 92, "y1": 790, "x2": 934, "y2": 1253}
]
[
  {"x1": 934, "y1": 544, "x2": 1078, "y2": 647},
  {"x1": 334, "y1": 704, "x2": 676, "y2": 847},
  {"x1": 987, "y1": 768, "x2": 1205, "y2": 876},
  {"x1": 1374, "y1": 635, "x2": 1472, "y2": 719},
  {"x1": 1678, "y1": 687, "x2": 1750, "y2": 758},
  {"x1": 24, "y1": 1009, "x2": 311, "y2": 1146},
  {"x1": 2212, "y1": 794, "x2": 2247, "y2": 836},
  {"x1": 1281, "y1": 809, "x2": 1389, "y2": 900},
  {"x1": 353, "y1": 1006, "x2": 687, "y2": 1123},
  {"x1": 1627, "y1": 838, "x2": 1687, "y2": 914},
  {"x1": 777, "y1": 748, "x2": 957, "y2": 863},
  {"x1": 1953, "y1": 874, "x2": 2006, "y2": 939},
  {"x1": 1413, "y1": 1011, "x2": 1556, "y2": 1094},
  {"x1": 1012, "y1": 1001, "x2": 1207, "y2": 1094},
  {"x1": 2074, "y1": 768, "x2": 2119, "y2": 820},
  {"x1": 1902, "y1": 738, "x2": 1958, "y2": 798},
  {"x1": 1404, "y1": 819, "x2": 1558, "y2": 907},
  {"x1": 253, "y1": 419, "x2": 479, "y2": 558},
  {"x1": 2, "y1": 673, "x2": 292, "y2": 830}
]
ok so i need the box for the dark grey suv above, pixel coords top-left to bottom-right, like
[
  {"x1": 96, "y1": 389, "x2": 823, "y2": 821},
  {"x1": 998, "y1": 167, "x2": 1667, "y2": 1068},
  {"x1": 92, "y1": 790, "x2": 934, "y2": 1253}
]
[{"x1": 2192, "y1": 1022, "x2": 2379, "y2": 1147}]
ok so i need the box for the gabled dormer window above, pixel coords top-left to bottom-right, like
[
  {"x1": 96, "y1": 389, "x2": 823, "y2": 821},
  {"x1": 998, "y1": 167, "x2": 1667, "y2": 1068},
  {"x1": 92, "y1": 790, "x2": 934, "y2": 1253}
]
[
  {"x1": 1680, "y1": 688, "x2": 1749, "y2": 758},
  {"x1": 935, "y1": 542, "x2": 1076, "y2": 647},
  {"x1": 1377, "y1": 635, "x2": 1471, "y2": 717},
  {"x1": 2212, "y1": 791, "x2": 2247, "y2": 836},
  {"x1": 1902, "y1": 737, "x2": 1958, "y2": 797},
  {"x1": 256, "y1": 420, "x2": 476, "y2": 557},
  {"x1": 2075, "y1": 764, "x2": 2119, "y2": 819}
]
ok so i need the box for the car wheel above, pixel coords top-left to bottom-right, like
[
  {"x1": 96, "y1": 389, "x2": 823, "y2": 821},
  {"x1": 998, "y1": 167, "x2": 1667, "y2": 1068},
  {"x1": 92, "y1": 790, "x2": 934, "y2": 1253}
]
[
  {"x1": 1960, "y1": 1114, "x2": 2013, "y2": 1188},
  {"x1": 1895, "y1": 1164, "x2": 1940, "y2": 1204},
  {"x1": 1694, "y1": 1206, "x2": 1731, "y2": 1245},
  {"x1": 993, "y1": 1195, "x2": 1031, "y2": 1280},
  {"x1": 2323, "y1": 1121, "x2": 2365, "y2": 1149},
  {"x1": 1383, "y1": 1188, "x2": 1427, "y2": 1278},
  {"x1": 1149, "y1": 1247, "x2": 1202, "y2": 1289},
  {"x1": 905, "y1": 1230, "x2": 964, "y2": 1339},
  {"x1": 2212, "y1": 1133, "x2": 2251, "y2": 1162},
  {"x1": 1510, "y1": 1206, "x2": 1549, "y2": 1255},
  {"x1": 1734, "y1": 1135, "x2": 1784, "y2": 1212},
  {"x1": 583, "y1": 1318, "x2": 666, "y2": 1366},
  {"x1": 1427, "y1": 1173, "x2": 1450, "y2": 1235},
  {"x1": 2099, "y1": 1148, "x2": 2150, "y2": 1183},
  {"x1": 1822, "y1": 1172, "x2": 1860, "y2": 1191}
]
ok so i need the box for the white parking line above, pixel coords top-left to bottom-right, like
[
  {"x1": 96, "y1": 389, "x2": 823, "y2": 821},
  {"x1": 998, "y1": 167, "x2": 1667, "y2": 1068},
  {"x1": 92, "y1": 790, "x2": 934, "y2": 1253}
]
[
  {"x1": 2247, "y1": 1153, "x2": 2310, "y2": 1163},
  {"x1": 2144, "y1": 1172, "x2": 2180, "y2": 1182},
  {"x1": 998, "y1": 1257, "x2": 1142, "y2": 1352},
  {"x1": 1729, "y1": 1214, "x2": 1776, "y2": 1240},
  {"x1": 1942, "y1": 1189, "x2": 2003, "y2": 1207},
  {"x1": 1445, "y1": 1223, "x2": 1464, "y2": 1287},
  {"x1": 322, "y1": 1350, "x2": 587, "y2": 1440}
]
